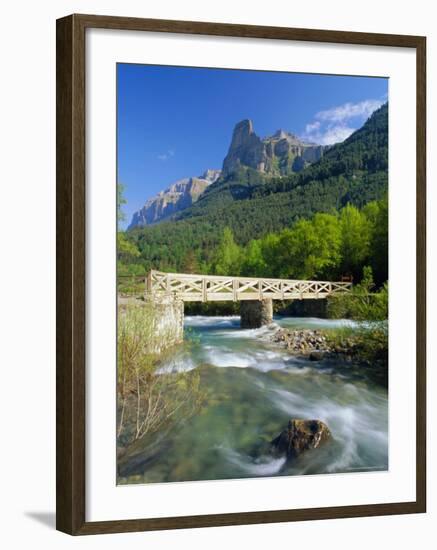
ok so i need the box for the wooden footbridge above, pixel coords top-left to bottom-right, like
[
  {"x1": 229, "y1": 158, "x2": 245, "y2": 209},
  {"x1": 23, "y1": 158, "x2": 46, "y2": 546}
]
[
  {"x1": 118, "y1": 271, "x2": 352, "y2": 337},
  {"x1": 145, "y1": 270, "x2": 352, "y2": 302}
]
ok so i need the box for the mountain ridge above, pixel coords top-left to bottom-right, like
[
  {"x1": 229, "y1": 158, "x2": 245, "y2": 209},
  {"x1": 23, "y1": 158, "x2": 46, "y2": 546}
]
[
  {"x1": 128, "y1": 118, "x2": 327, "y2": 229},
  {"x1": 128, "y1": 169, "x2": 221, "y2": 229},
  {"x1": 125, "y1": 103, "x2": 388, "y2": 273}
]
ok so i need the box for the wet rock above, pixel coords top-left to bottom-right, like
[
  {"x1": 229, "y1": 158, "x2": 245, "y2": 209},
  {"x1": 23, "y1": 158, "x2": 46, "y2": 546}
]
[
  {"x1": 271, "y1": 419, "x2": 331, "y2": 459},
  {"x1": 309, "y1": 351, "x2": 324, "y2": 361},
  {"x1": 271, "y1": 328, "x2": 332, "y2": 355}
]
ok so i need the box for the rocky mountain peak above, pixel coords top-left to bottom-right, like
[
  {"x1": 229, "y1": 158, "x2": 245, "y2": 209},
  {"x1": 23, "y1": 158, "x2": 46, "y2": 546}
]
[
  {"x1": 228, "y1": 119, "x2": 256, "y2": 148},
  {"x1": 129, "y1": 117, "x2": 329, "y2": 230},
  {"x1": 128, "y1": 169, "x2": 221, "y2": 229},
  {"x1": 272, "y1": 129, "x2": 289, "y2": 140},
  {"x1": 223, "y1": 119, "x2": 326, "y2": 177},
  {"x1": 201, "y1": 169, "x2": 222, "y2": 183},
  {"x1": 268, "y1": 129, "x2": 305, "y2": 146},
  {"x1": 222, "y1": 119, "x2": 265, "y2": 175}
]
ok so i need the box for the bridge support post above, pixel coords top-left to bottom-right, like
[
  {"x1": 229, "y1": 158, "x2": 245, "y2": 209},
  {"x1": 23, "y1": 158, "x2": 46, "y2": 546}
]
[{"x1": 240, "y1": 299, "x2": 273, "y2": 329}]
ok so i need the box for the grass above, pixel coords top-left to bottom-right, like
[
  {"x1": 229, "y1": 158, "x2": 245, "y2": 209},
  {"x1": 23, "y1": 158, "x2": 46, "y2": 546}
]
[{"x1": 117, "y1": 303, "x2": 205, "y2": 451}]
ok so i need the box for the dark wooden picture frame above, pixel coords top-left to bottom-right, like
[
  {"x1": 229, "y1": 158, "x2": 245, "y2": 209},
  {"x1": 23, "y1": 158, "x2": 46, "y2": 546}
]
[{"x1": 56, "y1": 13, "x2": 426, "y2": 535}]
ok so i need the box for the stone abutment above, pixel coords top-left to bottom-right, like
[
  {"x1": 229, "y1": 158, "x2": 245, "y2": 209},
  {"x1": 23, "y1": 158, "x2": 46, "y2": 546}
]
[{"x1": 240, "y1": 299, "x2": 273, "y2": 328}]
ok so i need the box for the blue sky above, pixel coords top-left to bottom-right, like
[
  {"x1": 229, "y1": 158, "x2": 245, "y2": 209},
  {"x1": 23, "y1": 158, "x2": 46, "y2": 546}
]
[{"x1": 117, "y1": 64, "x2": 388, "y2": 228}]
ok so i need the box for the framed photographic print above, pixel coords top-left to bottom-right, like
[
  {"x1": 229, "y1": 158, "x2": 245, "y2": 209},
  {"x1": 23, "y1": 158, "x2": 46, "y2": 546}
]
[{"x1": 56, "y1": 14, "x2": 426, "y2": 535}]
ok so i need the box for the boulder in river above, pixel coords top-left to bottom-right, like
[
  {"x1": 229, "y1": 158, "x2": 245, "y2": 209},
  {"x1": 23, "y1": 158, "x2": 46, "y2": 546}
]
[{"x1": 271, "y1": 419, "x2": 331, "y2": 459}]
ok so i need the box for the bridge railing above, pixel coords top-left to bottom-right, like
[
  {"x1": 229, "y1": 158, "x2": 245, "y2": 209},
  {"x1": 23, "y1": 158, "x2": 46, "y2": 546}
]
[{"x1": 146, "y1": 270, "x2": 352, "y2": 302}]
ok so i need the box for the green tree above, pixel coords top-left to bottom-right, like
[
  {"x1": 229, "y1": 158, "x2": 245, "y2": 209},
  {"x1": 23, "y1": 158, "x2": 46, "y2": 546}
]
[
  {"x1": 362, "y1": 199, "x2": 380, "y2": 226},
  {"x1": 212, "y1": 227, "x2": 241, "y2": 275},
  {"x1": 117, "y1": 183, "x2": 140, "y2": 265},
  {"x1": 181, "y1": 250, "x2": 200, "y2": 274},
  {"x1": 310, "y1": 213, "x2": 342, "y2": 278},
  {"x1": 259, "y1": 233, "x2": 281, "y2": 277},
  {"x1": 328, "y1": 266, "x2": 388, "y2": 321},
  {"x1": 270, "y1": 213, "x2": 341, "y2": 280},
  {"x1": 117, "y1": 182, "x2": 127, "y2": 225},
  {"x1": 118, "y1": 233, "x2": 140, "y2": 261},
  {"x1": 339, "y1": 204, "x2": 371, "y2": 278},
  {"x1": 241, "y1": 239, "x2": 267, "y2": 277},
  {"x1": 369, "y1": 195, "x2": 388, "y2": 284}
]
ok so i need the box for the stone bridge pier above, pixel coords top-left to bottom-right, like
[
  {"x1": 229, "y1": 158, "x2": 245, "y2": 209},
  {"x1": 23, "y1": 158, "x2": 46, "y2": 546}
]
[
  {"x1": 240, "y1": 299, "x2": 273, "y2": 328},
  {"x1": 121, "y1": 294, "x2": 184, "y2": 354},
  {"x1": 142, "y1": 296, "x2": 274, "y2": 352},
  {"x1": 151, "y1": 294, "x2": 185, "y2": 351}
]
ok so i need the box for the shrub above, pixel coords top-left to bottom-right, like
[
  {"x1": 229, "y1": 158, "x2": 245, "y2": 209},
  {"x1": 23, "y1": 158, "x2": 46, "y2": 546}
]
[{"x1": 117, "y1": 304, "x2": 204, "y2": 448}]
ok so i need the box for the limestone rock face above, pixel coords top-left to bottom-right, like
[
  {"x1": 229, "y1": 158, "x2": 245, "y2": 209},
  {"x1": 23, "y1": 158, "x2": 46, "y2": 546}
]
[
  {"x1": 129, "y1": 119, "x2": 328, "y2": 230},
  {"x1": 271, "y1": 419, "x2": 331, "y2": 459},
  {"x1": 128, "y1": 169, "x2": 221, "y2": 229},
  {"x1": 222, "y1": 119, "x2": 327, "y2": 177},
  {"x1": 222, "y1": 119, "x2": 267, "y2": 175}
]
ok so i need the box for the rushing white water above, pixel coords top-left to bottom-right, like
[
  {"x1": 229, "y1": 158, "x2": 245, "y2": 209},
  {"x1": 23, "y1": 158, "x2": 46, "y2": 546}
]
[
  {"x1": 217, "y1": 446, "x2": 287, "y2": 476},
  {"x1": 120, "y1": 316, "x2": 388, "y2": 484}
]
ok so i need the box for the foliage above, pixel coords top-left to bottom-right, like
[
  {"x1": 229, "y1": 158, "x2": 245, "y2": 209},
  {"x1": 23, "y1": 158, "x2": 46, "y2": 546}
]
[
  {"x1": 241, "y1": 239, "x2": 267, "y2": 277},
  {"x1": 367, "y1": 195, "x2": 388, "y2": 284},
  {"x1": 211, "y1": 227, "x2": 242, "y2": 276},
  {"x1": 237, "y1": 199, "x2": 387, "y2": 285},
  {"x1": 121, "y1": 195, "x2": 388, "y2": 294},
  {"x1": 327, "y1": 266, "x2": 388, "y2": 321},
  {"x1": 117, "y1": 182, "x2": 141, "y2": 269},
  {"x1": 181, "y1": 250, "x2": 200, "y2": 274},
  {"x1": 324, "y1": 264, "x2": 389, "y2": 374},
  {"x1": 117, "y1": 275, "x2": 145, "y2": 297},
  {"x1": 269, "y1": 213, "x2": 342, "y2": 279},
  {"x1": 118, "y1": 232, "x2": 140, "y2": 261},
  {"x1": 117, "y1": 182, "x2": 127, "y2": 224},
  {"x1": 117, "y1": 303, "x2": 204, "y2": 448},
  {"x1": 122, "y1": 104, "x2": 388, "y2": 280},
  {"x1": 256, "y1": 102, "x2": 388, "y2": 197},
  {"x1": 324, "y1": 324, "x2": 388, "y2": 377},
  {"x1": 338, "y1": 204, "x2": 371, "y2": 279}
]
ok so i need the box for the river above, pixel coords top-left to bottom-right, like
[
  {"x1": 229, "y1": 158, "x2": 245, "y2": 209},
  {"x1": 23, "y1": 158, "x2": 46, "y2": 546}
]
[{"x1": 118, "y1": 316, "x2": 388, "y2": 484}]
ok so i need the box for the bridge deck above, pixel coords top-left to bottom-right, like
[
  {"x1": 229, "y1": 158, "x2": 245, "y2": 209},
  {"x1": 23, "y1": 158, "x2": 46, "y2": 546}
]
[{"x1": 145, "y1": 270, "x2": 352, "y2": 302}]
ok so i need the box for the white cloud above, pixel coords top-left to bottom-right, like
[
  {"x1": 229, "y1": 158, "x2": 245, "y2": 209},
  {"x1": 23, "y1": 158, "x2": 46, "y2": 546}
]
[
  {"x1": 303, "y1": 124, "x2": 356, "y2": 146},
  {"x1": 318, "y1": 125, "x2": 356, "y2": 145},
  {"x1": 302, "y1": 98, "x2": 384, "y2": 145},
  {"x1": 316, "y1": 99, "x2": 384, "y2": 123},
  {"x1": 305, "y1": 121, "x2": 321, "y2": 134},
  {"x1": 157, "y1": 149, "x2": 175, "y2": 161}
]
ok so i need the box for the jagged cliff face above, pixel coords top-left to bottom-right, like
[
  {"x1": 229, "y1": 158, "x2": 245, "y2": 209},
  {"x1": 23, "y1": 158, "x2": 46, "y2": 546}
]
[
  {"x1": 128, "y1": 169, "x2": 221, "y2": 229},
  {"x1": 222, "y1": 119, "x2": 326, "y2": 176},
  {"x1": 129, "y1": 120, "x2": 326, "y2": 230}
]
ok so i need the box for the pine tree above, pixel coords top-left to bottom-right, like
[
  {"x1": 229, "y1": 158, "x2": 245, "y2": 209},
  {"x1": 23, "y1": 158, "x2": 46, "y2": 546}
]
[{"x1": 181, "y1": 250, "x2": 199, "y2": 274}]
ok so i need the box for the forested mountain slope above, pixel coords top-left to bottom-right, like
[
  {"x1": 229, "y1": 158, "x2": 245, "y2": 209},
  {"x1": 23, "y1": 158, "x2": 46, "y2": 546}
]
[{"x1": 125, "y1": 103, "x2": 388, "y2": 274}]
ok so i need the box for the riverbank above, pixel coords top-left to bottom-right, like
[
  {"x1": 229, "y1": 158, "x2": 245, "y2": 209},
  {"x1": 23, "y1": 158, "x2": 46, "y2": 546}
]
[{"x1": 269, "y1": 325, "x2": 388, "y2": 386}]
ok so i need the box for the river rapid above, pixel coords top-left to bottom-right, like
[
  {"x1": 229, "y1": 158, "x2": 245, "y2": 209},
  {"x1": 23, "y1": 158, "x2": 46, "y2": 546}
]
[{"x1": 119, "y1": 316, "x2": 388, "y2": 484}]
